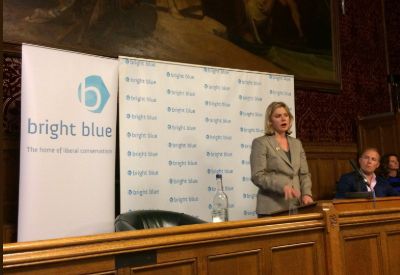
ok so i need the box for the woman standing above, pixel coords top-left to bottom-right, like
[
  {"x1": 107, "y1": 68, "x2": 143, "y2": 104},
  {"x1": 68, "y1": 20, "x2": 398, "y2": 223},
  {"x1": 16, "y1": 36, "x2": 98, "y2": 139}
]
[{"x1": 250, "y1": 101, "x2": 313, "y2": 217}]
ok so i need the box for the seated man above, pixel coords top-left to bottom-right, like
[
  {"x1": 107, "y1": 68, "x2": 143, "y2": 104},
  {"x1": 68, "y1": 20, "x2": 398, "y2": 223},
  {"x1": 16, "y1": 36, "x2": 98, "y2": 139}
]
[{"x1": 336, "y1": 147, "x2": 399, "y2": 198}]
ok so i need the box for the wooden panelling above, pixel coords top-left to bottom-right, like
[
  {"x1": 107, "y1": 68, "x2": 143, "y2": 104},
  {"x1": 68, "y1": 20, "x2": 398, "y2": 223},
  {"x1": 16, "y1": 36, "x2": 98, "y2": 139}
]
[
  {"x1": 2, "y1": 200, "x2": 400, "y2": 275},
  {"x1": 337, "y1": 200, "x2": 400, "y2": 275},
  {"x1": 2, "y1": 139, "x2": 20, "y2": 217},
  {"x1": 308, "y1": 158, "x2": 337, "y2": 199},
  {"x1": 156, "y1": 222, "x2": 326, "y2": 275},
  {"x1": 342, "y1": 235, "x2": 382, "y2": 275},
  {"x1": 88, "y1": 272, "x2": 117, "y2": 275},
  {"x1": 333, "y1": 197, "x2": 400, "y2": 211},
  {"x1": 4, "y1": 256, "x2": 115, "y2": 275},
  {"x1": 270, "y1": 243, "x2": 317, "y2": 275},
  {"x1": 3, "y1": 214, "x2": 326, "y2": 275},
  {"x1": 208, "y1": 250, "x2": 262, "y2": 275},
  {"x1": 130, "y1": 259, "x2": 196, "y2": 275},
  {"x1": 386, "y1": 231, "x2": 400, "y2": 275},
  {"x1": 357, "y1": 112, "x2": 400, "y2": 155},
  {"x1": 304, "y1": 143, "x2": 358, "y2": 200},
  {"x1": 267, "y1": 231, "x2": 326, "y2": 275},
  {"x1": 3, "y1": 224, "x2": 17, "y2": 246},
  {"x1": 2, "y1": 136, "x2": 20, "y2": 244}
]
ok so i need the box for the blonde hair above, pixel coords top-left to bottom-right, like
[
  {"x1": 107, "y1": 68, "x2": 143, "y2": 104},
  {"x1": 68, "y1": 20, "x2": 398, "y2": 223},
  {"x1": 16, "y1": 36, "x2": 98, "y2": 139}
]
[
  {"x1": 264, "y1": 101, "x2": 294, "y2": 135},
  {"x1": 359, "y1": 147, "x2": 381, "y2": 161}
]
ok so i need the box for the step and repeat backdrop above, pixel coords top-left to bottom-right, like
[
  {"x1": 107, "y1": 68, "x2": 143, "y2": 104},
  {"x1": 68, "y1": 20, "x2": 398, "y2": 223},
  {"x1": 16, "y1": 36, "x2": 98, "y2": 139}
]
[
  {"x1": 19, "y1": 44, "x2": 295, "y2": 242},
  {"x1": 119, "y1": 57, "x2": 295, "y2": 221}
]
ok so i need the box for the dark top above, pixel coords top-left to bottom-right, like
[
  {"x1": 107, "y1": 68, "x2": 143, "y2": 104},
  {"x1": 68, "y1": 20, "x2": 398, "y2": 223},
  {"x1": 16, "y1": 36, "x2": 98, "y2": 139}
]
[
  {"x1": 335, "y1": 171, "x2": 399, "y2": 198},
  {"x1": 284, "y1": 150, "x2": 291, "y2": 162},
  {"x1": 387, "y1": 176, "x2": 400, "y2": 192}
]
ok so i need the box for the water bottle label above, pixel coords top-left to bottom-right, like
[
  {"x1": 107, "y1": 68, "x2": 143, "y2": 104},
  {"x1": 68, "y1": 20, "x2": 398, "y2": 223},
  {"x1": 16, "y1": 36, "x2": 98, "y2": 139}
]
[
  {"x1": 211, "y1": 209, "x2": 228, "y2": 223},
  {"x1": 212, "y1": 215, "x2": 223, "y2": 223}
]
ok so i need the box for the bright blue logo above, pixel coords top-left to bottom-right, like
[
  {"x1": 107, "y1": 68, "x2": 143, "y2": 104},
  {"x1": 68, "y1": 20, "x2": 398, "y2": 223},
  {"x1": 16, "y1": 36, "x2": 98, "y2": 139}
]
[{"x1": 78, "y1": 75, "x2": 110, "y2": 113}]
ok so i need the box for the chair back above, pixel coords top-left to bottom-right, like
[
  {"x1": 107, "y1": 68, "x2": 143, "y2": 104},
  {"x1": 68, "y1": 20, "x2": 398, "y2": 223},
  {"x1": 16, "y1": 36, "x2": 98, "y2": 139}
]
[{"x1": 115, "y1": 210, "x2": 206, "y2": 231}]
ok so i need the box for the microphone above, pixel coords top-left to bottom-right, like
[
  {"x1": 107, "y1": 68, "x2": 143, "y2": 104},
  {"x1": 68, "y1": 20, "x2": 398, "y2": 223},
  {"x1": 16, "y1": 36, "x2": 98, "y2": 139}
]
[
  {"x1": 349, "y1": 159, "x2": 368, "y2": 191},
  {"x1": 347, "y1": 160, "x2": 376, "y2": 205}
]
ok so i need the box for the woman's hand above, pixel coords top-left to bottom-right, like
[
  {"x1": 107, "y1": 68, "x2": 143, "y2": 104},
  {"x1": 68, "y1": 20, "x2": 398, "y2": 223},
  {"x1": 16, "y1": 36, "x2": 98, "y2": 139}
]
[
  {"x1": 283, "y1": 185, "x2": 300, "y2": 200},
  {"x1": 302, "y1": 195, "x2": 314, "y2": 205}
]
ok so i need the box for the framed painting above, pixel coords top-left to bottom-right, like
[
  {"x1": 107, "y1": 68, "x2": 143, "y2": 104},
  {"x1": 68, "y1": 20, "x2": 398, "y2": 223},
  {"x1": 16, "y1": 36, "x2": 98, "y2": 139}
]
[{"x1": 3, "y1": 0, "x2": 341, "y2": 92}]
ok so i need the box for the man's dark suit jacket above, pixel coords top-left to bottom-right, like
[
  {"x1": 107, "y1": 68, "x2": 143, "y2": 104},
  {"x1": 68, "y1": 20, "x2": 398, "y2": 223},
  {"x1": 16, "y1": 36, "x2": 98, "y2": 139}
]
[{"x1": 335, "y1": 171, "x2": 399, "y2": 198}]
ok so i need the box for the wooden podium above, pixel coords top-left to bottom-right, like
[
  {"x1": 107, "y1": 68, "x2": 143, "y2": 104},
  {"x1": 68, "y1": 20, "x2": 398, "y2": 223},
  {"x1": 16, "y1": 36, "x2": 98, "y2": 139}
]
[
  {"x1": 332, "y1": 196, "x2": 400, "y2": 211},
  {"x1": 3, "y1": 198, "x2": 400, "y2": 275},
  {"x1": 269, "y1": 201, "x2": 319, "y2": 216}
]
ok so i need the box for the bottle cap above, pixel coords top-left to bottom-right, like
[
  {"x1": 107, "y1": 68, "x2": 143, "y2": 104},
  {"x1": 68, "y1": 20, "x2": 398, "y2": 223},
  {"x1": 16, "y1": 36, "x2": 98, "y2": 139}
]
[{"x1": 216, "y1": 174, "x2": 222, "y2": 179}]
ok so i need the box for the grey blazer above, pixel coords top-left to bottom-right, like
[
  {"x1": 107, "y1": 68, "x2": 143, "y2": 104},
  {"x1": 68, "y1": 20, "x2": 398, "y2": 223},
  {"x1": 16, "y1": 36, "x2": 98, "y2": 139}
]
[{"x1": 250, "y1": 135, "x2": 312, "y2": 215}]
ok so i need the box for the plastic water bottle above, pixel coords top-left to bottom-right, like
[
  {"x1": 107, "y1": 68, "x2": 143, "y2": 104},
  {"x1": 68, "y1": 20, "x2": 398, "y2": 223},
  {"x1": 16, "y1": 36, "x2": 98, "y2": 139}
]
[{"x1": 211, "y1": 174, "x2": 229, "y2": 222}]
